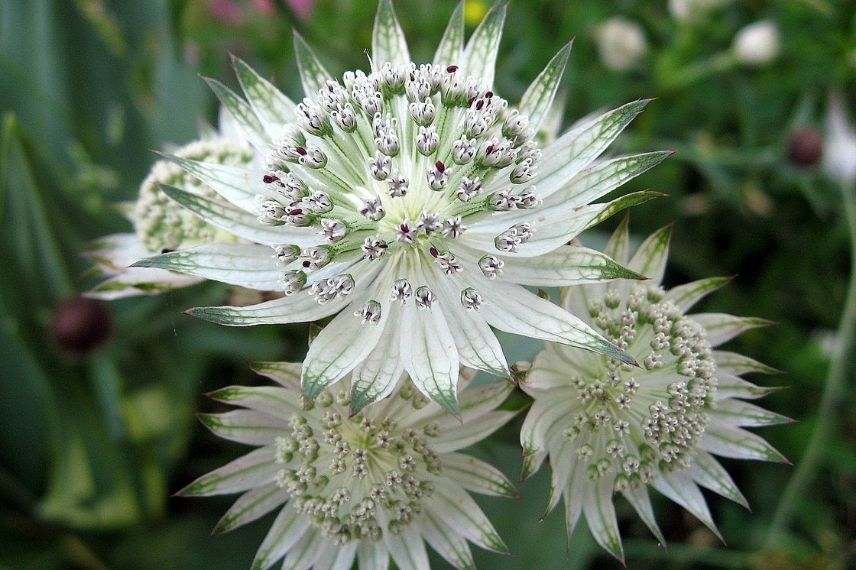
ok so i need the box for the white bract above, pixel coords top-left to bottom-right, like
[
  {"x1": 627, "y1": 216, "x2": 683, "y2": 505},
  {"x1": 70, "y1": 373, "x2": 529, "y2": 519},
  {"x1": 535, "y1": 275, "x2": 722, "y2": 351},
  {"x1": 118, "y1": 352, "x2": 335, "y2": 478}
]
[
  {"x1": 519, "y1": 219, "x2": 789, "y2": 562},
  {"x1": 823, "y1": 91, "x2": 856, "y2": 188},
  {"x1": 181, "y1": 363, "x2": 518, "y2": 570},
  {"x1": 86, "y1": 110, "x2": 254, "y2": 299},
  {"x1": 136, "y1": 0, "x2": 671, "y2": 412}
]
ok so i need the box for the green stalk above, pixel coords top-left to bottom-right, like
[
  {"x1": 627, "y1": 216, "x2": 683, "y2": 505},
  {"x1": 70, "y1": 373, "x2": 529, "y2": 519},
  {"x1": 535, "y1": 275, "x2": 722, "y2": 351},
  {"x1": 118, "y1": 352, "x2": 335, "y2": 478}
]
[{"x1": 765, "y1": 181, "x2": 856, "y2": 545}]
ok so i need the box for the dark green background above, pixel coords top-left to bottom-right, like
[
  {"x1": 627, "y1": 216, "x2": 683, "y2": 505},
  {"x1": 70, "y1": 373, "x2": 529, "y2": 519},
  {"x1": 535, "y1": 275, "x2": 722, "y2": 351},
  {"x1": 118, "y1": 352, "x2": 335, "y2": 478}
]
[{"x1": 0, "y1": 0, "x2": 853, "y2": 568}]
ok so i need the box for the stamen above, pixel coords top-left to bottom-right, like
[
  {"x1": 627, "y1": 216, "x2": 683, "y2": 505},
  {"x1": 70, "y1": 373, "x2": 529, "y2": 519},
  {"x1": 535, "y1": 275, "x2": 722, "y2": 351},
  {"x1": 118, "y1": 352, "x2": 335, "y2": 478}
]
[
  {"x1": 460, "y1": 287, "x2": 483, "y2": 310},
  {"x1": 478, "y1": 255, "x2": 504, "y2": 279},
  {"x1": 281, "y1": 270, "x2": 307, "y2": 295},
  {"x1": 391, "y1": 279, "x2": 412, "y2": 302},
  {"x1": 359, "y1": 197, "x2": 386, "y2": 221},
  {"x1": 415, "y1": 286, "x2": 435, "y2": 309},
  {"x1": 362, "y1": 237, "x2": 389, "y2": 260},
  {"x1": 355, "y1": 300, "x2": 382, "y2": 324}
]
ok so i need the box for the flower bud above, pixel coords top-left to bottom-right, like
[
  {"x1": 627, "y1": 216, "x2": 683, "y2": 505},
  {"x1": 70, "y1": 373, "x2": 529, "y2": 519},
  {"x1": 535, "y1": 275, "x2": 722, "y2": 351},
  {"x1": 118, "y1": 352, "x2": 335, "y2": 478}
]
[
  {"x1": 733, "y1": 21, "x2": 780, "y2": 67},
  {"x1": 595, "y1": 17, "x2": 647, "y2": 71}
]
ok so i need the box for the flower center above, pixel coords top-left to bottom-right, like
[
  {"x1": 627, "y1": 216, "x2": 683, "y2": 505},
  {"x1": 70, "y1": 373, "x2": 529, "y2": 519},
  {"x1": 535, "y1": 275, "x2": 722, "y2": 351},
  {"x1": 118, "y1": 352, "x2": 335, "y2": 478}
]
[
  {"x1": 273, "y1": 385, "x2": 442, "y2": 543},
  {"x1": 134, "y1": 138, "x2": 252, "y2": 252},
  {"x1": 255, "y1": 61, "x2": 542, "y2": 306},
  {"x1": 563, "y1": 284, "x2": 718, "y2": 488}
]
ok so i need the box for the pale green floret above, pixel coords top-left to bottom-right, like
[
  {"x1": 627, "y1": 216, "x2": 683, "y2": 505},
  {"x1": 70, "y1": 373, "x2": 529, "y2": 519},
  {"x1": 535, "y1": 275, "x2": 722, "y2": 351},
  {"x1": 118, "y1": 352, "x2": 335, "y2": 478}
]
[
  {"x1": 273, "y1": 384, "x2": 442, "y2": 544},
  {"x1": 133, "y1": 138, "x2": 253, "y2": 252},
  {"x1": 571, "y1": 282, "x2": 717, "y2": 486}
]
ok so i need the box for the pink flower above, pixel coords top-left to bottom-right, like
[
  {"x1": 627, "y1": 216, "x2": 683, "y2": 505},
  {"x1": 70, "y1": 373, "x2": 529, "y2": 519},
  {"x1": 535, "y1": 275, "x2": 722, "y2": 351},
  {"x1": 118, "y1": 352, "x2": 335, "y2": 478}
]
[
  {"x1": 250, "y1": 0, "x2": 277, "y2": 15},
  {"x1": 285, "y1": 0, "x2": 314, "y2": 20},
  {"x1": 208, "y1": 0, "x2": 245, "y2": 25}
]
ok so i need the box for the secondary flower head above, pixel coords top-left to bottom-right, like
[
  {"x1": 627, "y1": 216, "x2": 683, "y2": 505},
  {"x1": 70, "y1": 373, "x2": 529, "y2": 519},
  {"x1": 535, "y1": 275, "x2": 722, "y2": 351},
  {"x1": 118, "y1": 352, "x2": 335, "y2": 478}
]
[
  {"x1": 86, "y1": 109, "x2": 253, "y2": 299},
  {"x1": 595, "y1": 17, "x2": 647, "y2": 72},
  {"x1": 136, "y1": 0, "x2": 671, "y2": 412},
  {"x1": 733, "y1": 20, "x2": 780, "y2": 67},
  {"x1": 180, "y1": 363, "x2": 517, "y2": 569},
  {"x1": 519, "y1": 220, "x2": 789, "y2": 562}
]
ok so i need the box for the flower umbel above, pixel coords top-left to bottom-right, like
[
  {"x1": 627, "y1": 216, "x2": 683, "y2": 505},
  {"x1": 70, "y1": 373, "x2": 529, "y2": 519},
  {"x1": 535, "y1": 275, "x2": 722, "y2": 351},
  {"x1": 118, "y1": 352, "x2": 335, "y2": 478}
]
[
  {"x1": 136, "y1": 0, "x2": 671, "y2": 412},
  {"x1": 86, "y1": 110, "x2": 254, "y2": 299},
  {"x1": 180, "y1": 364, "x2": 517, "y2": 569},
  {"x1": 519, "y1": 219, "x2": 789, "y2": 562}
]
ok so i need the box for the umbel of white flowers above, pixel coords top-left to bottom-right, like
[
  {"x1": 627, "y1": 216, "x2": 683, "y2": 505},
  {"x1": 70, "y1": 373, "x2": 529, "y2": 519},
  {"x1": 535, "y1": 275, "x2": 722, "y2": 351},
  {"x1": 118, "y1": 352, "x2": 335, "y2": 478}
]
[
  {"x1": 180, "y1": 362, "x2": 518, "y2": 570},
  {"x1": 85, "y1": 110, "x2": 255, "y2": 299},
  {"x1": 132, "y1": 0, "x2": 671, "y2": 413},
  {"x1": 519, "y1": 219, "x2": 790, "y2": 563}
]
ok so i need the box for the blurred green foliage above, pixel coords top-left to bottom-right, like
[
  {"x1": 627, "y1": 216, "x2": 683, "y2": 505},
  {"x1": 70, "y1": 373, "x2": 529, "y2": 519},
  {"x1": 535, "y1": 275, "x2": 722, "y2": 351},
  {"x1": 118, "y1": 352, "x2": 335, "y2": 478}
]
[{"x1": 0, "y1": 0, "x2": 854, "y2": 568}]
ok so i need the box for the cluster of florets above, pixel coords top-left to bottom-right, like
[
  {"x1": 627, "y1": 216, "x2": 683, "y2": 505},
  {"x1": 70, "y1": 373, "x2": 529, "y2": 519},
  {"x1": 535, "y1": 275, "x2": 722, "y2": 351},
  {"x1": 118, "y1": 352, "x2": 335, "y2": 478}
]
[
  {"x1": 250, "y1": 61, "x2": 543, "y2": 301},
  {"x1": 563, "y1": 283, "x2": 718, "y2": 489},
  {"x1": 271, "y1": 384, "x2": 443, "y2": 543},
  {"x1": 133, "y1": 139, "x2": 252, "y2": 252}
]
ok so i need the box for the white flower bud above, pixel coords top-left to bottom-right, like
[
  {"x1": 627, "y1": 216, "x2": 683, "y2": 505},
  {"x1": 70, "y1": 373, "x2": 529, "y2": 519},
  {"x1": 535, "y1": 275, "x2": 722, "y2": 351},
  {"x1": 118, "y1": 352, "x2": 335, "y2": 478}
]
[
  {"x1": 733, "y1": 20, "x2": 780, "y2": 66},
  {"x1": 595, "y1": 17, "x2": 647, "y2": 72}
]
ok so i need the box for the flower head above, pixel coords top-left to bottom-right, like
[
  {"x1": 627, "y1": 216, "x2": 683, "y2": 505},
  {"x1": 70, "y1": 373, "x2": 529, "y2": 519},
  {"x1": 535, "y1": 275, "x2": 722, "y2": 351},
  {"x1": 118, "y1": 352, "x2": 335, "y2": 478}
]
[
  {"x1": 181, "y1": 363, "x2": 517, "y2": 569},
  {"x1": 137, "y1": 0, "x2": 671, "y2": 412},
  {"x1": 595, "y1": 17, "x2": 647, "y2": 72},
  {"x1": 519, "y1": 220, "x2": 789, "y2": 562},
  {"x1": 733, "y1": 20, "x2": 780, "y2": 67},
  {"x1": 86, "y1": 109, "x2": 254, "y2": 299}
]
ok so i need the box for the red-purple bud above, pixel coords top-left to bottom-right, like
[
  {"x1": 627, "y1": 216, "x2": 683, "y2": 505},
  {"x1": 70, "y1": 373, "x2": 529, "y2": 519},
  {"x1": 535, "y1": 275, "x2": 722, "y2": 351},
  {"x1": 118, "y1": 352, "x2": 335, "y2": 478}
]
[
  {"x1": 50, "y1": 296, "x2": 113, "y2": 354},
  {"x1": 787, "y1": 128, "x2": 823, "y2": 168}
]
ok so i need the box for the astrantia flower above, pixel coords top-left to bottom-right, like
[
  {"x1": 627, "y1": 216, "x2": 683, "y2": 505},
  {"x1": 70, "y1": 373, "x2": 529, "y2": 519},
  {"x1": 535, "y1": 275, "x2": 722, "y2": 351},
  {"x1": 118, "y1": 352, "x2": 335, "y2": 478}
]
[
  {"x1": 180, "y1": 364, "x2": 517, "y2": 569},
  {"x1": 86, "y1": 110, "x2": 254, "y2": 299},
  {"x1": 519, "y1": 220, "x2": 789, "y2": 562},
  {"x1": 134, "y1": 0, "x2": 670, "y2": 412}
]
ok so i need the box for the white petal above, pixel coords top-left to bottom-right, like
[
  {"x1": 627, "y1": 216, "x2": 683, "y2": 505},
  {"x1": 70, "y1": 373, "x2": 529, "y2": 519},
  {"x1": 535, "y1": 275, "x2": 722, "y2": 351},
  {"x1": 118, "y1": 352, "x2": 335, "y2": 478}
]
[
  {"x1": 85, "y1": 269, "x2": 201, "y2": 299},
  {"x1": 372, "y1": 0, "x2": 411, "y2": 68},
  {"x1": 690, "y1": 450, "x2": 749, "y2": 509},
  {"x1": 251, "y1": 361, "x2": 302, "y2": 389},
  {"x1": 400, "y1": 268, "x2": 461, "y2": 413},
  {"x1": 603, "y1": 214, "x2": 631, "y2": 265},
  {"x1": 301, "y1": 264, "x2": 396, "y2": 398},
  {"x1": 459, "y1": 276, "x2": 632, "y2": 365},
  {"x1": 405, "y1": 379, "x2": 513, "y2": 430},
  {"x1": 357, "y1": 541, "x2": 389, "y2": 570},
  {"x1": 691, "y1": 313, "x2": 773, "y2": 347},
  {"x1": 461, "y1": 0, "x2": 506, "y2": 87},
  {"x1": 187, "y1": 291, "x2": 347, "y2": 326},
  {"x1": 350, "y1": 301, "x2": 406, "y2": 413},
  {"x1": 664, "y1": 276, "x2": 731, "y2": 313},
  {"x1": 485, "y1": 245, "x2": 644, "y2": 287},
  {"x1": 653, "y1": 470, "x2": 722, "y2": 541},
  {"x1": 622, "y1": 486, "x2": 666, "y2": 545},
  {"x1": 380, "y1": 515, "x2": 430, "y2": 570},
  {"x1": 701, "y1": 424, "x2": 788, "y2": 463},
  {"x1": 422, "y1": 509, "x2": 475, "y2": 569},
  {"x1": 518, "y1": 42, "x2": 572, "y2": 133},
  {"x1": 161, "y1": 185, "x2": 321, "y2": 246},
  {"x1": 207, "y1": 385, "x2": 301, "y2": 419},
  {"x1": 252, "y1": 505, "x2": 311, "y2": 570},
  {"x1": 534, "y1": 99, "x2": 651, "y2": 200},
  {"x1": 132, "y1": 243, "x2": 281, "y2": 290},
  {"x1": 710, "y1": 399, "x2": 792, "y2": 427},
  {"x1": 292, "y1": 31, "x2": 335, "y2": 97},
  {"x1": 214, "y1": 483, "x2": 286, "y2": 533},
  {"x1": 85, "y1": 233, "x2": 151, "y2": 272},
  {"x1": 428, "y1": 480, "x2": 508, "y2": 553},
  {"x1": 432, "y1": 1, "x2": 464, "y2": 67},
  {"x1": 582, "y1": 476, "x2": 624, "y2": 562},
  {"x1": 440, "y1": 452, "x2": 517, "y2": 498},
  {"x1": 628, "y1": 225, "x2": 672, "y2": 284},
  {"x1": 177, "y1": 446, "x2": 278, "y2": 496},
  {"x1": 199, "y1": 409, "x2": 289, "y2": 445},
  {"x1": 282, "y1": 527, "x2": 326, "y2": 570},
  {"x1": 713, "y1": 350, "x2": 780, "y2": 376},
  {"x1": 431, "y1": 410, "x2": 516, "y2": 453},
  {"x1": 205, "y1": 77, "x2": 271, "y2": 150},
  {"x1": 432, "y1": 275, "x2": 509, "y2": 376},
  {"x1": 232, "y1": 56, "x2": 298, "y2": 130}
]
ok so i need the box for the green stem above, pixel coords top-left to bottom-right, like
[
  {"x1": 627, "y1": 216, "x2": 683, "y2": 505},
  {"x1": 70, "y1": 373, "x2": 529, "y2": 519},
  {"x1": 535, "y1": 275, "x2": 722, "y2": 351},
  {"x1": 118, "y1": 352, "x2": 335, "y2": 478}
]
[{"x1": 765, "y1": 181, "x2": 856, "y2": 545}]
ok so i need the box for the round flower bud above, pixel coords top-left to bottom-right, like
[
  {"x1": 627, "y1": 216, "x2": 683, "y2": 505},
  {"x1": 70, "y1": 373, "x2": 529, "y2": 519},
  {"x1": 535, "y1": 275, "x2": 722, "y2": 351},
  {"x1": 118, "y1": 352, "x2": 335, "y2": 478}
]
[
  {"x1": 733, "y1": 20, "x2": 780, "y2": 67},
  {"x1": 787, "y1": 128, "x2": 823, "y2": 168},
  {"x1": 595, "y1": 17, "x2": 647, "y2": 72},
  {"x1": 50, "y1": 296, "x2": 113, "y2": 354}
]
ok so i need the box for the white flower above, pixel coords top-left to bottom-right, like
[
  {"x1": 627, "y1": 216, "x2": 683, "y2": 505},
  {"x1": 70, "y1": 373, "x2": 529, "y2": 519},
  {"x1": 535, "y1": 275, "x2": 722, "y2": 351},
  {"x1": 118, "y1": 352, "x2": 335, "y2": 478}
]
[
  {"x1": 823, "y1": 91, "x2": 856, "y2": 188},
  {"x1": 668, "y1": 0, "x2": 733, "y2": 23},
  {"x1": 139, "y1": 0, "x2": 671, "y2": 412},
  {"x1": 85, "y1": 108, "x2": 254, "y2": 299},
  {"x1": 519, "y1": 220, "x2": 789, "y2": 562},
  {"x1": 180, "y1": 363, "x2": 518, "y2": 569},
  {"x1": 733, "y1": 20, "x2": 780, "y2": 66},
  {"x1": 595, "y1": 17, "x2": 647, "y2": 71}
]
